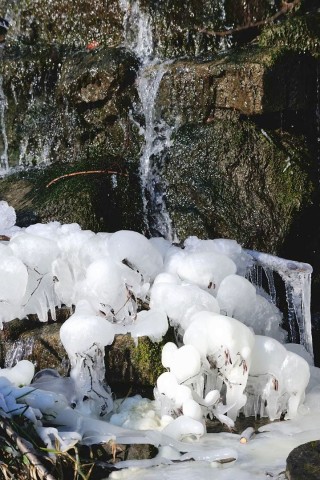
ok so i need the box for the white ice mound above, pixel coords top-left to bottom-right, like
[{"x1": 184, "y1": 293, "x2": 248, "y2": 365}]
[
  {"x1": 60, "y1": 300, "x2": 116, "y2": 356},
  {"x1": 0, "y1": 255, "x2": 28, "y2": 324},
  {"x1": 216, "y1": 274, "x2": 257, "y2": 319},
  {"x1": 243, "y1": 335, "x2": 310, "y2": 420},
  {"x1": 161, "y1": 415, "x2": 205, "y2": 441},
  {"x1": 79, "y1": 257, "x2": 130, "y2": 319},
  {"x1": 10, "y1": 232, "x2": 59, "y2": 273},
  {"x1": 155, "y1": 347, "x2": 226, "y2": 429},
  {"x1": 128, "y1": 309, "x2": 168, "y2": 342},
  {"x1": 0, "y1": 360, "x2": 35, "y2": 386},
  {"x1": 176, "y1": 251, "x2": 237, "y2": 293},
  {"x1": 161, "y1": 343, "x2": 201, "y2": 384},
  {"x1": 216, "y1": 273, "x2": 285, "y2": 341},
  {"x1": 183, "y1": 312, "x2": 255, "y2": 420},
  {"x1": 0, "y1": 200, "x2": 16, "y2": 232},
  {"x1": 60, "y1": 300, "x2": 115, "y2": 417},
  {"x1": 150, "y1": 279, "x2": 220, "y2": 331},
  {"x1": 184, "y1": 236, "x2": 252, "y2": 275},
  {"x1": 108, "y1": 230, "x2": 163, "y2": 281},
  {"x1": 156, "y1": 371, "x2": 193, "y2": 409}
]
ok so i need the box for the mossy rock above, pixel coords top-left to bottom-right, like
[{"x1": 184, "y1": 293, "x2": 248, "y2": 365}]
[
  {"x1": 259, "y1": 12, "x2": 320, "y2": 59},
  {"x1": 286, "y1": 441, "x2": 320, "y2": 480},
  {"x1": 165, "y1": 113, "x2": 312, "y2": 253},
  {"x1": 0, "y1": 155, "x2": 144, "y2": 232},
  {"x1": 105, "y1": 332, "x2": 174, "y2": 395},
  {"x1": 155, "y1": 47, "x2": 314, "y2": 127},
  {"x1": 0, "y1": 315, "x2": 170, "y2": 395},
  {"x1": 0, "y1": 0, "x2": 279, "y2": 58}
]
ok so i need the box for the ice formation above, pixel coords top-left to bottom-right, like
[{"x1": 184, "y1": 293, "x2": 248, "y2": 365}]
[
  {"x1": 243, "y1": 335, "x2": 310, "y2": 420},
  {"x1": 0, "y1": 200, "x2": 317, "y2": 477}
]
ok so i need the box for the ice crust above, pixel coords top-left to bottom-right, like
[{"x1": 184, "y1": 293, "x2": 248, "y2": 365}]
[{"x1": 0, "y1": 201, "x2": 315, "y2": 469}]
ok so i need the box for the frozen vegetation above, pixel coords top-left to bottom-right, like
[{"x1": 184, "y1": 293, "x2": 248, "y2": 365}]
[{"x1": 0, "y1": 200, "x2": 319, "y2": 479}]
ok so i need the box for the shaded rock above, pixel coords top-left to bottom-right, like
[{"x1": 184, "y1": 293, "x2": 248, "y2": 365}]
[
  {"x1": 0, "y1": 43, "x2": 144, "y2": 233},
  {"x1": 0, "y1": 156, "x2": 144, "y2": 234},
  {"x1": 105, "y1": 334, "x2": 167, "y2": 396},
  {"x1": 286, "y1": 441, "x2": 320, "y2": 480},
  {"x1": 259, "y1": 12, "x2": 320, "y2": 58},
  {"x1": 1, "y1": 312, "x2": 71, "y2": 374},
  {"x1": 165, "y1": 113, "x2": 312, "y2": 253},
  {"x1": 1, "y1": 44, "x2": 67, "y2": 168},
  {"x1": 100, "y1": 441, "x2": 157, "y2": 463},
  {"x1": 57, "y1": 47, "x2": 139, "y2": 119}
]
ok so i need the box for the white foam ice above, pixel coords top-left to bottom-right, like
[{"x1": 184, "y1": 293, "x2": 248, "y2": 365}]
[
  {"x1": 0, "y1": 200, "x2": 317, "y2": 478},
  {"x1": 0, "y1": 200, "x2": 15, "y2": 231},
  {"x1": 243, "y1": 335, "x2": 310, "y2": 420}
]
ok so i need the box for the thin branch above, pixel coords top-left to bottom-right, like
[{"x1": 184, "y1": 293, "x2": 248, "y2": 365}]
[
  {"x1": 198, "y1": 0, "x2": 301, "y2": 37},
  {"x1": 46, "y1": 169, "x2": 128, "y2": 188}
]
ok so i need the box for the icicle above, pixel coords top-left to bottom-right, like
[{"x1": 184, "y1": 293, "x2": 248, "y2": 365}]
[
  {"x1": 263, "y1": 266, "x2": 277, "y2": 304},
  {"x1": 4, "y1": 338, "x2": 34, "y2": 368},
  {"x1": 245, "y1": 249, "x2": 313, "y2": 360}
]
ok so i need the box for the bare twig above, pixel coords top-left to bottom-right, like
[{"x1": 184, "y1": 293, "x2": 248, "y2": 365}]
[
  {"x1": 198, "y1": 0, "x2": 301, "y2": 37},
  {"x1": 46, "y1": 169, "x2": 128, "y2": 188}
]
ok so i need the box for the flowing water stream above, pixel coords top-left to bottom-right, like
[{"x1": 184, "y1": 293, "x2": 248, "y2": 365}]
[
  {"x1": 120, "y1": 0, "x2": 177, "y2": 241},
  {"x1": 0, "y1": 75, "x2": 9, "y2": 174}
]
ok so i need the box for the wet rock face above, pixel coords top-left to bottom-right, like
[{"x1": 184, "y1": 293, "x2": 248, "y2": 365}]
[
  {"x1": 156, "y1": 50, "x2": 313, "y2": 122},
  {"x1": 1, "y1": 45, "x2": 141, "y2": 168},
  {"x1": 0, "y1": 0, "x2": 277, "y2": 57},
  {"x1": 165, "y1": 114, "x2": 310, "y2": 253},
  {"x1": 0, "y1": 2, "x2": 318, "y2": 260},
  {"x1": 0, "y1": 0, "x2": 124, "y2": 48},
  {"x1": 0, "y1": 45, "x2": 144, "y2": 233},
  {"x1": 286, "y1": 441, "x2": 320, "y2": 480},
  {"x1": 145, "y1": 0, "x2": 277, "y2": 58},
  {"x1": 151, "y1": 48, "x2": 315, "y2": 252}
]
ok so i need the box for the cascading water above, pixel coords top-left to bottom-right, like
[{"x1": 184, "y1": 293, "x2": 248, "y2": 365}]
[
  {"x1": 136, "y1": 62, "x2": 177, "y2": 240},
  {"x1": 217, "y1": 0, "x2": 233, "y2": 52},
  {"x1": 0, "y1": 75, "x2": 9, "y2": 174},
  {"x1": 119, "y1": 0, "x2": 153, "y2": 61},
  {"x1": 120, "y1": 0, "x2": 177, "y2": 241}
]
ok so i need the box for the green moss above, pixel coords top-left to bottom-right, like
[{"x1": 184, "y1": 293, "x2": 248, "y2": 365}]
[
  {"x1": 131, "y1": 337, "x2": 166, "y2": 385},
  {"x1": 259, "y1": 13, "x2": 320, "y2": 60},
  {"x1": 0, "y1": 152, "x2": 144, "y2": 233}
]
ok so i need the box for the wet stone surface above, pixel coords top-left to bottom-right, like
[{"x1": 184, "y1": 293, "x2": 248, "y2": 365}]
[{"x1": 286, "y1": 441, "x2": 320, "y2": 480}]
